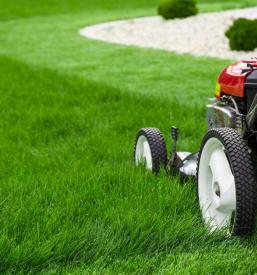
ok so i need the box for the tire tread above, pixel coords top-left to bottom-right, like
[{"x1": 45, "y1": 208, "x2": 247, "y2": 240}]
[
  {"x1": 197, "y1": 128, "x2": 257, "y2": 236},
  {"x1": 134, "y1": 128, "x2": 167, "y2": 173}
]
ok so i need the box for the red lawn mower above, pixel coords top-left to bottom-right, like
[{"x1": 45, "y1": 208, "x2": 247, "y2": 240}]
[{"x1": 134, "y1": 58, "x2": 257, "y2": 236}]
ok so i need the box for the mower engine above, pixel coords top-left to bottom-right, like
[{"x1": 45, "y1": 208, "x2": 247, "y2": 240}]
[
  {"x1": 134, "y1": 58, "x2": 257, "y2": 236},
  {"x1": 208, "y1": 58, "x2": 257, "y2": 135}
]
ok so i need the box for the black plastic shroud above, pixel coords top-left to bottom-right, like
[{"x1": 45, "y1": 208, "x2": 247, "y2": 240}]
[{"x1": 245, "y1": 70, "x2": 257, "y2": 112}]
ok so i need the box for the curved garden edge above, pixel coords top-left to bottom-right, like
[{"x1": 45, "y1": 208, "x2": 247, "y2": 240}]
[{"x1": 79, "y1": 7, "x2": 257, "y2": 60}]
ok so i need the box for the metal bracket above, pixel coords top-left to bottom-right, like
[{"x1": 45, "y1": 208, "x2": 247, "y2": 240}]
[{"x1": 167, "y1": 126, "x2": 182, "y2": 173}]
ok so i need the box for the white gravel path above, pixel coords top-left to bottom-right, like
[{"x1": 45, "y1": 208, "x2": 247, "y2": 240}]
[{"x1": 79, "y1": 7, "x2": 257, "y2": 60}]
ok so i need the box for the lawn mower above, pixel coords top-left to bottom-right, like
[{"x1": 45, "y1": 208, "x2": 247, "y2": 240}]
[{"x1": 134, "y1": 58, "x2": 257, "y2": 236}]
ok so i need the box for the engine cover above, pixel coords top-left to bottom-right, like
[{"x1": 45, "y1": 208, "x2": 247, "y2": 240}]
[{"x1": 217, "y1": 59, "x2": 257, "y2": 99}]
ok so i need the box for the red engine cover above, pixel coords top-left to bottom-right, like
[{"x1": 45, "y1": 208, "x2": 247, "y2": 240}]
[{"x1": 217, "y1": 59, "x2": 257, "y2": 98}]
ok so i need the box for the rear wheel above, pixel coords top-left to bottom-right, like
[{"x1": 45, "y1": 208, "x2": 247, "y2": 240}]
[
  {"x1": 197, "y1": 128, "x2": 257, "y2": 235},
  {"x1": 134, "y1": 128, "x2": 167, "y2": 173}
]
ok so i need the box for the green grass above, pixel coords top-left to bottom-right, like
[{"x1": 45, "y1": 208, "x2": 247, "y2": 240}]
[
  {"x1": 0, "y1": 0, "x2": 256, "y2": 20},
  {"x1": 0, "y1": 0, "x2": 257, "y2": 273}
]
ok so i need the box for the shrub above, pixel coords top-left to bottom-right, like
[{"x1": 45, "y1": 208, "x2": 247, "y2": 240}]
[
  {"x1": 158, "y1": 0, "x2": 198, "y2": 20},
  {"x1": 225, "y1": 18, "x2": 257, "y2": 51}
]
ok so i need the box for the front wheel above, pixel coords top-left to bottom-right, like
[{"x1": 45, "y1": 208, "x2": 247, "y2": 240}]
[
  {"x1": 197, "y1": 128, "x2": 257, "y2": 236},
  {"x1": 134, "y1": 128, "x2": 167, "y2": 173}
]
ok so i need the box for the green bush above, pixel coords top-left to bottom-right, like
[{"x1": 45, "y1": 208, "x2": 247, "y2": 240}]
[
  {"x1": 225, "y1": 18, "x2": 257, "y2": 51},
  {"x1": 158, "y1": 0, "x2": 198, "y2": 20}
]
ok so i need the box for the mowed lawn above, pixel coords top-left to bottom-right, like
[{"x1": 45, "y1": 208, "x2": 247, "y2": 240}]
[{"x1": 0, "y1": 0, "x2": 257, "y2": 274}]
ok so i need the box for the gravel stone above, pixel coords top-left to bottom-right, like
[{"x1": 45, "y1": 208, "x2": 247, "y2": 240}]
[{"x1": 80, "y1": 7, "x2": 257, "y2": 60}]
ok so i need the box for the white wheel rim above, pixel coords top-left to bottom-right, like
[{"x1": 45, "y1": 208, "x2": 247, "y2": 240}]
[
  {"x1": 135, "y1": 135, "x2": 152, "y2": 170},
  {"x1": 198, "y1": 137, "x2": 236, "y2": 232}
]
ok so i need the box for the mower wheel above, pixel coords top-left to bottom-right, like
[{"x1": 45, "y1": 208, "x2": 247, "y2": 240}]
[
  {"x1": 197, "y1": 128, "x2": 257, "y2": 236},
  {"x1": 134, "y1": 128, "x2": 167, "y2": 173}
]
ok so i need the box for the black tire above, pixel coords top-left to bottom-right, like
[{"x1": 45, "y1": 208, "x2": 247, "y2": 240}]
[
  {"x1": 134, "y1": 128, "x2": 167, "y2": 173},
  {"x1": 197, "y1": 128, "x2": 257, "y2": 236}
]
